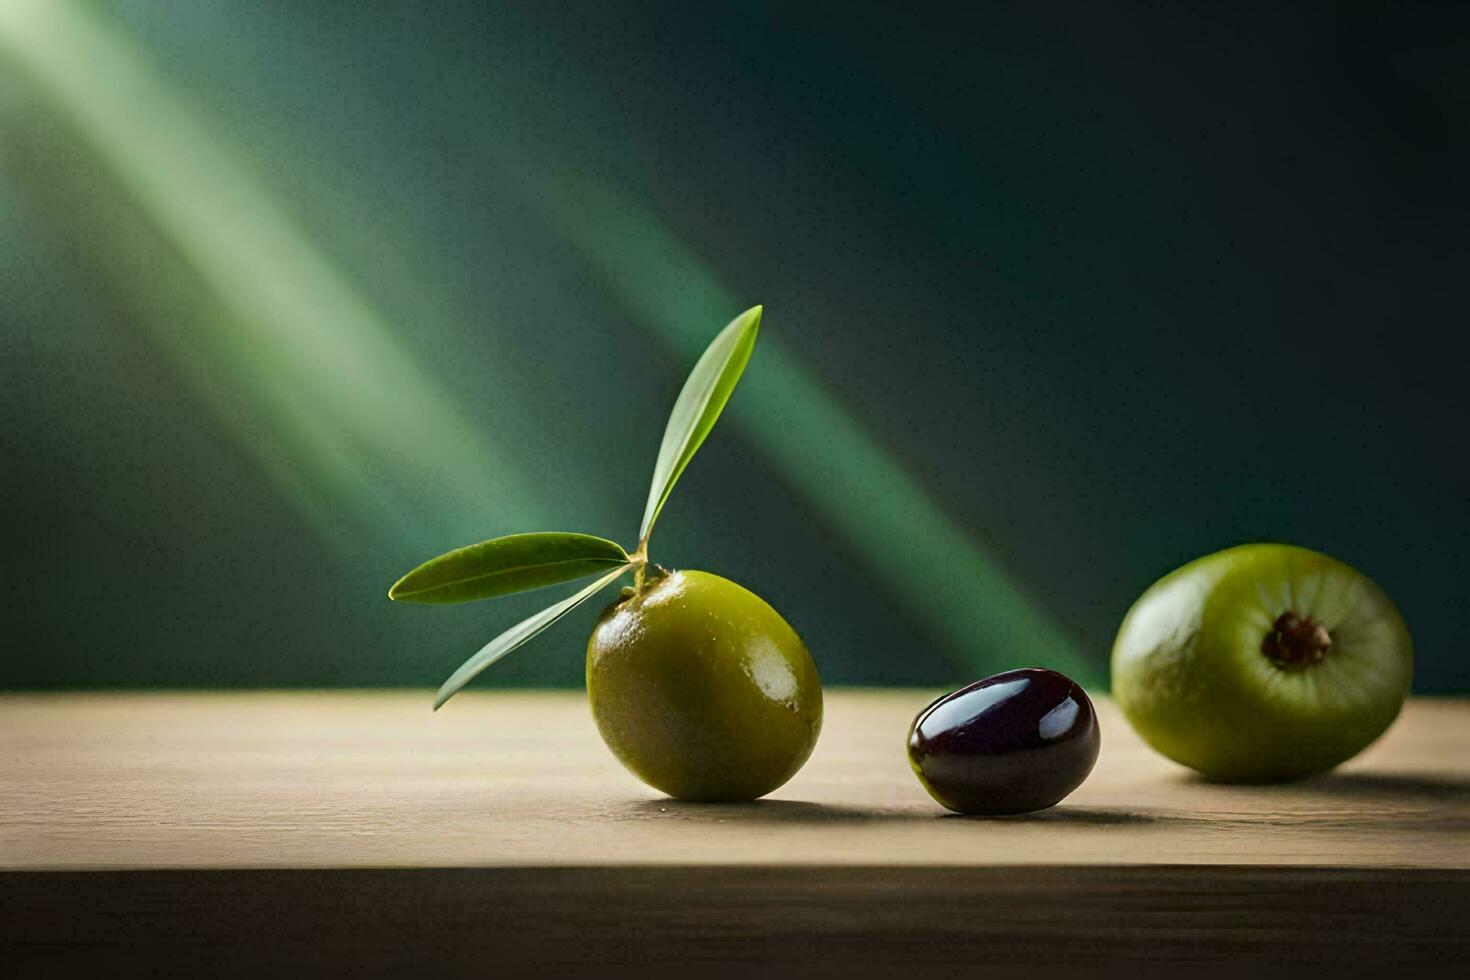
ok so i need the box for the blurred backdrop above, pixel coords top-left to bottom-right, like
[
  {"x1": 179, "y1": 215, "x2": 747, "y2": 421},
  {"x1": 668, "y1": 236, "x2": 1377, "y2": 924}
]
[{"x1": 2, "y1": 1, "x2": 1466, "y2": 692}]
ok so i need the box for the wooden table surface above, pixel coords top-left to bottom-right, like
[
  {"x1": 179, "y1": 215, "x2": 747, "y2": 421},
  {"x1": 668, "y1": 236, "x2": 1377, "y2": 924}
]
[{"x1": 3, "y1": 691, "x2": 1468, "y2": 974}]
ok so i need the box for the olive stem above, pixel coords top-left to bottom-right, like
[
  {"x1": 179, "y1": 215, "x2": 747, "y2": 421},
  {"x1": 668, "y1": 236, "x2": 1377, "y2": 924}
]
[{"x1": 630, "y1": 541, "x2": 650, "y2": 592}]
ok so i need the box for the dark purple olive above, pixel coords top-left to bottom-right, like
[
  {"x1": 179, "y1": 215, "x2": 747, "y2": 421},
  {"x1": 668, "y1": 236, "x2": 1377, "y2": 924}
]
[{"x1": 907, "y1": 668, "x2": 1100, "y2": 815}]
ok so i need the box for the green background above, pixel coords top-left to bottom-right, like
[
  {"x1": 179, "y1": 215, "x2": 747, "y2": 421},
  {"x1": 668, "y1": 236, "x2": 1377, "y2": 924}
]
[{"x1": 2, "y1": 1, "x2": 1466, "y2": 692}]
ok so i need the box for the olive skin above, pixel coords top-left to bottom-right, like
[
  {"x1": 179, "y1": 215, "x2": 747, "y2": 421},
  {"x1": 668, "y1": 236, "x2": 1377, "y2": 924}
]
[
  {"x1": 908, "y1": 668, "x2": 1100, "y2": 815},
  {"x1": 586, "y1": 569, "x2": 822, "y2": 802},
  {"x1": 1112, "y1": 544, "x2": 1412, "y2": 782}
]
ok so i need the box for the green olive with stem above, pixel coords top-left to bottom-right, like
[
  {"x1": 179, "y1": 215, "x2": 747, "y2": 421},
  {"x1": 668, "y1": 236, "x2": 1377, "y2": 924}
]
[
  {"x1": 388, "y1": 305, "x2": 824, "y2": 801},
  {"x1": 587, "y1": 567, "x2": 821, "y2": 801}
]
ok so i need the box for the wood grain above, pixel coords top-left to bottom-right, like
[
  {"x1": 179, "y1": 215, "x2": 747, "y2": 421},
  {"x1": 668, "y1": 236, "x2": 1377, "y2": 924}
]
[
  {"x1": 4, "y1": 867, "x2": 1466, "y2": 975},
  {"x1": 2, "y1": 691, "x2": 1466, "y2": 869},
  {"x1": 2, "y1": 692, "x2": 1467, "y2": 973}
]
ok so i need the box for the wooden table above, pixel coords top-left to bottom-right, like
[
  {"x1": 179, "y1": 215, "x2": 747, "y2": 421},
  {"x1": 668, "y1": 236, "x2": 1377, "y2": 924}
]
[{"x1": 2, "y1": 691, "x2": 1467, "y2": 974}]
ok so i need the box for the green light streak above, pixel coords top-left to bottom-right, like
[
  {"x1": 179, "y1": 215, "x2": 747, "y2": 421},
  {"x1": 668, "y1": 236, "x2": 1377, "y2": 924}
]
[
  {"x1": 0, "y1": 0, "x2": 545, "y2": 552},
  {"x1": 547, "y1": 175, "x2": 1098, "y2": 685}
]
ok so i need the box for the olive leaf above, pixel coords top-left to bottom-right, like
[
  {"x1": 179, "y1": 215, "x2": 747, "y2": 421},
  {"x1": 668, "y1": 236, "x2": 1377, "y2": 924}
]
[
  {"x1": 434, "y1": 564, "x2": 631, "y2": 709},
  {"x1": 637, "y1": 304, "x2": 761, "y2": 544},
  {"x1": 388, "y1": 532, "x2": 629, "y2": 605}
]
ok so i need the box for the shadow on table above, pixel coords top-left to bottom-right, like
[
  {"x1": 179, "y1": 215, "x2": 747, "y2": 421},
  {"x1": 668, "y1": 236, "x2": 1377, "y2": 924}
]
[
  {"x1": 1182, "y1": 770, "x2": 1470, "y2": 802},
  {"x1": 1303, "y1": 771, "x2": 1470, "y2": 802},
  {"x1": 961, "y1": 806, "x2": 1163, "y2": 825},
  {"x1": 621, "y1": 799, "x2": 903, "y2": 824},
  {"x1": 619, "y1": 799, "x2": 1164, "y2": 826}
]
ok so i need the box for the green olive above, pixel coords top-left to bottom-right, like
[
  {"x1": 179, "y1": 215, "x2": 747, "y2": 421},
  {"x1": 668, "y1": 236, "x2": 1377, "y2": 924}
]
[
  {"x1": 586, "y1": 569, "x2": 822, "y2": 801},
  {"x1": 1112, "y1": 544, "x2": 1413, "y2": 781}
]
